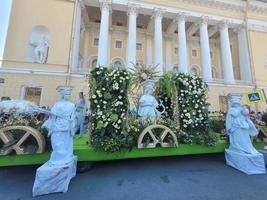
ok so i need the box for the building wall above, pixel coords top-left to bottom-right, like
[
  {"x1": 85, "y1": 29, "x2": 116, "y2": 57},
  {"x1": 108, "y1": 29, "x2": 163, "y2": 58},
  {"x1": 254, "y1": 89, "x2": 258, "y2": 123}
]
[
  {"x1": 249, "y1": 30, "x2": 267, "y2": 87},
  {"x1": 2, "y1": 0, "x2": 75, "y2": 71},
  {"x1": 1, "y1": 0, "x2": 267, "y2": 112}
]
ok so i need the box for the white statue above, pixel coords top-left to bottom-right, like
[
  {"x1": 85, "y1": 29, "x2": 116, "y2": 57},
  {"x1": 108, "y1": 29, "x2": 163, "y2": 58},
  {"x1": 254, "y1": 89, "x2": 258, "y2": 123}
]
[
  {"x1": 225, "y1": 93, "x2": 266, "y2": 175},
  {"x1": 41, "y1": 86, "x2": 76, "y2": 165},
  {"x1": 32, "y1": 86, "x2": 77, "y2": 197},
  {"x1": 138, "y1": 80, "x2": 165, "y2": 121},
  {"x1": 30, "y1": 36, "x2": 49, "y2": 64}
]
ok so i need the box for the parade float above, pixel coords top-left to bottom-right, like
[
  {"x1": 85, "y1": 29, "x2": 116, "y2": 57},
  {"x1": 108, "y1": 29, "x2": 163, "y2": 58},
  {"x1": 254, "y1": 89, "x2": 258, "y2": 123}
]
[{"x1": 0, "y1": 66, "x2": 265, "y2": 167}]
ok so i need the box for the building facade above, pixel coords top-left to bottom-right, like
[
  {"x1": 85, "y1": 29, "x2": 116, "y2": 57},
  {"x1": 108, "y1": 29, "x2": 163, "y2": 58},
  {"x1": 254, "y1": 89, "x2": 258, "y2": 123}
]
[{"x1": 0, "y1": 0, "x2": 267, "y2": 111}]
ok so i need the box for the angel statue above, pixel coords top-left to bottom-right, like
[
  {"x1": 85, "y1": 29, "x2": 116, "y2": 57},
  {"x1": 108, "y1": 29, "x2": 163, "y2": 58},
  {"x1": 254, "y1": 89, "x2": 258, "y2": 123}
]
[{"x1": 138, "y1": 79, "x2": 165, "y2": 121}]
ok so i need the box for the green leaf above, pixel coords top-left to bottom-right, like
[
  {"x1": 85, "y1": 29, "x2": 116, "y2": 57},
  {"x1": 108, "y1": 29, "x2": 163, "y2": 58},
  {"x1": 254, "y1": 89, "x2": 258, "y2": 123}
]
[
  {"x1": 96, "y1": 121, "x2": 105, "y2": 130},
  {"x1": 110, "y1": 114, "x2": 119, "y2": 121}
]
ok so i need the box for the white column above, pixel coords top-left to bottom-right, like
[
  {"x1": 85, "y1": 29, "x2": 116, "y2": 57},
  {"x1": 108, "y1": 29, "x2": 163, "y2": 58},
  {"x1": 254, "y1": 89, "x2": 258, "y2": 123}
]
[
  {"x1": 237, "y1": 24, "x2": 252, "y2": 82},
  {"x1": 146, "y1": 34, "x2": 153, "y2": 65},
  {"x1": 153, "y1": 9, "x2": 164, "y2": 75},
  {"x1": 97, "y1": 2, "x2": 111, "y2": 67},
  {"x1": 199, "y1": 17, "x2": 212, "y2": 81},
  {"x1": 177, "y1": 13, "x2": 189, "y2": 73},
  {"x1": 70, "y1": 0, "x2": 82, "y2": 69},
  {"x1": 219, "y1": 21, "x2": 234, "y2": 82},
  {"x1": 126, "y1": 5, "x2": 138, "y2": 70},
  {"x1": 82, "y1": 31, "x2": 89, "y2": 68},
  {"x1": 165, "y1": 37, "x2": 172, "y2": 71}
]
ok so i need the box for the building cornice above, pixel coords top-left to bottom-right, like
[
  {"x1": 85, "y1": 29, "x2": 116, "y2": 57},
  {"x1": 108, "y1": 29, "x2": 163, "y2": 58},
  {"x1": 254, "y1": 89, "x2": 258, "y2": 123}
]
[
  {"x1": 171, "y1": 0, "x2": 246, "y2": 14},
  {"x1": 165, "y1": 0, "x2": 267, "y2": 16}
]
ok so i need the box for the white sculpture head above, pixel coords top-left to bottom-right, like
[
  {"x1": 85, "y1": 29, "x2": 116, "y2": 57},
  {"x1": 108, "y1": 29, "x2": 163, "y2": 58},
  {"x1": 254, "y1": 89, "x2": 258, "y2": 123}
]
[
  {"x1": 142, "y1": 80, "x2": 155, "y2": 95},
  {"x1": 228, "y1": 93, "x2": 243, "y2": 108},
  {"x1": 57, "y1": 86, "x2": 73, "y2": 101}
]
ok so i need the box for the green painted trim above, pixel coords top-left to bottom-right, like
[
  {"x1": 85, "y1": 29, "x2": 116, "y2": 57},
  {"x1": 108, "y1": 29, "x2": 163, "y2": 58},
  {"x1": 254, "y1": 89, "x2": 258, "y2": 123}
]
[{"x1": 0, "y1": 136, "x2": 264, "y2": 167}]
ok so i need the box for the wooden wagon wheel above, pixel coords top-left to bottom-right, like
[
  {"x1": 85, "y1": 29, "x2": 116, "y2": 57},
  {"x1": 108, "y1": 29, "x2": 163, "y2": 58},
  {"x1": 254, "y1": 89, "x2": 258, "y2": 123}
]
[
  {"x1": 138, "y1": 124, "x2": 178, "y2": 149},
  {"x1": 0, "y1": 126, "x2": 46, "y2": 156}
]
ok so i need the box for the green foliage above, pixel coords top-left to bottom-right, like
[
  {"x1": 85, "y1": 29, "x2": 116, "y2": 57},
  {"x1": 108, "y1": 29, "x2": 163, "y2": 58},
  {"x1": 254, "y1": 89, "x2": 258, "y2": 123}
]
[
  {"x1": 89, "y1": 66, "x2": 132, "y2": 152},
  {"x1": 174, "y1": 73, "x2": 210, "y2": 131},
  {"x1": 155, "y1": 72, "x2": 219, "y2": 146},
  {"x1": 208, "y1": 115, "x2": 226, "y2": 135},
  {"x1": 155, "y1": 72, "x2": 177, "y2": 119}
]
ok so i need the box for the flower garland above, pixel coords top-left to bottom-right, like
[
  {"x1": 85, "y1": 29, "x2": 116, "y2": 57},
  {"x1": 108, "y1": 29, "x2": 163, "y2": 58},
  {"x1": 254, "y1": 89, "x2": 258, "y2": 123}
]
[{"x1": 89, "y1": 66, "x2": 131, "y2": 152}]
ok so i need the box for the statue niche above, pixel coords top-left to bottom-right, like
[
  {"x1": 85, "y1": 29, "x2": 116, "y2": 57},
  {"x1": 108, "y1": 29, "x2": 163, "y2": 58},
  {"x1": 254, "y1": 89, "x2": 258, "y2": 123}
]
[{"x1": 27, "y1": 26, "x2": 50, "y2": 64}]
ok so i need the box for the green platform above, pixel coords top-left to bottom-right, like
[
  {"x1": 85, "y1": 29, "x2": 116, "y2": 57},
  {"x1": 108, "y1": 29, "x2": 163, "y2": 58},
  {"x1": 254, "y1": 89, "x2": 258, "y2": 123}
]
[{"x1": 0, "y1": 135, "x2": 264, "y2": 167}]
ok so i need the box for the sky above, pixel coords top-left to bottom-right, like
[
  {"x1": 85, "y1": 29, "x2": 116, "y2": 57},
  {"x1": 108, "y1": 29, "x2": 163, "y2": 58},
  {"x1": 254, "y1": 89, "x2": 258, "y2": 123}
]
[{"x1": 0, "y1": 0, "x2": 13, "y2": 60}]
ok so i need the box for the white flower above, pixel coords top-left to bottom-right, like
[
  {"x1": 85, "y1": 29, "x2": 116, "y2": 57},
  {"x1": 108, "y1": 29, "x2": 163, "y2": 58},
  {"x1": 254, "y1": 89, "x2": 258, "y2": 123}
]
[{"x1": 92, "y1": 95, "x2": 96, "y2": 99}]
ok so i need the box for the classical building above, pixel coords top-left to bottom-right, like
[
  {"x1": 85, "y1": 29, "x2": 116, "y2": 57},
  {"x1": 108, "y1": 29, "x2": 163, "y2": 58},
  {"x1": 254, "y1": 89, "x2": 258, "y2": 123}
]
[{"x1": 0, "y1": 0, "x2": 267, "y2": 111}]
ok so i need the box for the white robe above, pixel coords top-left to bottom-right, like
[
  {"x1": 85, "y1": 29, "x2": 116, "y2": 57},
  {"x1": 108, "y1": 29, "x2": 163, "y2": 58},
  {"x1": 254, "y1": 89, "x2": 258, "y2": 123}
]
[{"x1": 43, "y1": 99, "x2": 76, "y2": 165}]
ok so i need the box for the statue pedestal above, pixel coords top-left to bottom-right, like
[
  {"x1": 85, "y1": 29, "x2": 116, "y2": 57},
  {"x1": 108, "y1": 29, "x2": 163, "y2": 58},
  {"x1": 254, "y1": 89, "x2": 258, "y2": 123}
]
[
  {"x1": 225, "y1": 149, "x2": 266, "y2": 175},
  {"x1": 32, "y1": 156, "x2": 77, "y2": 197}
]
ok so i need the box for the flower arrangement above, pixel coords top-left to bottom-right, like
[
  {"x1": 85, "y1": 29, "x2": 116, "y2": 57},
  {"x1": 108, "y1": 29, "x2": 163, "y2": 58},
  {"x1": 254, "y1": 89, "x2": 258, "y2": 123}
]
[
  {"x1": 89, "y1": 66, "x2": 132, "y2": 152},
  {"x1": 131, "y1": 63, "x2": 159, "y2": 88},
  {"x1": 175, "y1": 73, "x2": 209, "y2": 131},
  {"x1": 89, "y1": 67, "x2": 220, "y2": 152}
]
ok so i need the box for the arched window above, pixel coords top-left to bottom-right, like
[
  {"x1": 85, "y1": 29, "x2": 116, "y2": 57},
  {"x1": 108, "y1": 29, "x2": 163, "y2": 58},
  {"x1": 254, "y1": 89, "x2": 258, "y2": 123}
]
[
  {"x1": 191, "y1": 67, "x2": 197, "y2": 76},
  {"x1": 114, "y1": 61, "x2": 122, "y2": 70},
  {"x1": 173, "y1": 66, "x2": 179, "y2": 74},
  {"x1": 91, "y1": 58, "x2": 98, "y2": 68},
  {"x1": 190, "y1": 65, "x2": 200, "y2": 76},
  {"x1": 27, "y1": 26, "x2": 50, "y2": 63}
]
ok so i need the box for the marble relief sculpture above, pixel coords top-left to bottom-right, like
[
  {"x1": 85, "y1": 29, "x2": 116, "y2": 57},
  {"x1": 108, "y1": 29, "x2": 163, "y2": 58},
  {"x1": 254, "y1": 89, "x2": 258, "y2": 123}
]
[
  {"x1": 32, "y1": 86, "x2": 77, "y2": 197},
  {"x1": 138, "y1": 79, "x2": 165, "y2": 121},
  {"x1": 225, "y1": 93, "x2": 266, "y2": 175}
]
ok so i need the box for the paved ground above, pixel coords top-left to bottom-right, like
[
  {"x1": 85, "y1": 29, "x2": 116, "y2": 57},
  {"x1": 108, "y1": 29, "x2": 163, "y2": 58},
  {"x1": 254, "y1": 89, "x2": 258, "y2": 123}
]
[{"x1": 0, "y1": 153, "x2": 267, "y2": 200}]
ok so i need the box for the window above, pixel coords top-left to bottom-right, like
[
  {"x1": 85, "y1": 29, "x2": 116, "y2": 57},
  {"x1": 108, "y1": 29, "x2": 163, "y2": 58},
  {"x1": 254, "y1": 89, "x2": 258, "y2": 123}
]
[
  {"x1": 24, "y1": 87, "x2": 42, "y2": 105},
  {"x1": 93, "y1": 38, "x2": 99, "y2": 47},
  {"x1": 191, "y1": 67, "x2": 198, "y2": 76},
  {"x1": 115, "y1": 40, "x2": 122, "y2": 49},
  {"x1": 173, "y1": 66, "x2": 179, "y2": 74},
  {"x1": 192, "y1": 49, "x2": 197, "y2": 57},
  {"x1": 212, "y1": 67, "x2": 218, "y2": 78},
  {"x1": 230, "y1": 45, "x2": 233, "y2": 52},
  {"x1": 114, "y1": 61, "x2": 122, "y2": 70},
  {"x1": 174, "y1": 48, "x2": 178, "y2": 55},
  {"x1": 116, "y1": 22, "x2": 123, "y2": 26},
  {"x1": 91, "y1": 58, "x2": 98, "y2": 68},
  {"x1": 219, "y1": 96, "x2": 228, "y2": 112},
  {"x1": 210, "y1": 51, "x2": 213, "y2": 59},
  {"x1": 136, "y1": 43, "x2": 143, "y2": 51}
]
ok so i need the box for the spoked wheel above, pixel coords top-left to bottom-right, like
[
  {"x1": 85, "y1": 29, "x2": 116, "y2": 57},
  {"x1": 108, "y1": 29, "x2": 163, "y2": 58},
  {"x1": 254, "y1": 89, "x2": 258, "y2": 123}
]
[
  {"x1": 0, "y1": 126, "x2": 46, "y2": 155},
  {"x1": 138, "y1": 124, "x2": 178, "y2": 149}
]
